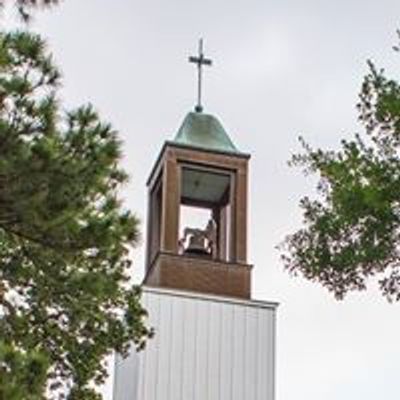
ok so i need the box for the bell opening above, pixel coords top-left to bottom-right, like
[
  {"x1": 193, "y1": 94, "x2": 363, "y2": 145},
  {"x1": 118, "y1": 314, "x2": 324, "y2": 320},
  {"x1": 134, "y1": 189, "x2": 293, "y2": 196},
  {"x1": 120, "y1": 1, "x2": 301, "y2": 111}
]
[{"x1": 179, "y1": 166, "x2": 233, "y2": 261}]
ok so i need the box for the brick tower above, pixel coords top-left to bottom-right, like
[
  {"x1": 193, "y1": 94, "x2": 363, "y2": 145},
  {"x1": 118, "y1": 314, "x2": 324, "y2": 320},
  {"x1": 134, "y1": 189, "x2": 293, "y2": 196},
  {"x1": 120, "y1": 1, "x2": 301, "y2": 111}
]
[{"x1": 144, "y1": 110, "x2": 252, "y2": 298}]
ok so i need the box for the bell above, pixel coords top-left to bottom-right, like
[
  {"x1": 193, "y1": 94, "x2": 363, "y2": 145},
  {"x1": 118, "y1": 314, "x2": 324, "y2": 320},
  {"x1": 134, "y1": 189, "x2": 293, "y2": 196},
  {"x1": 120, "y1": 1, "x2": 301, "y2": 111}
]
[{"x1": 184, "y1": 233, "x2": 210, "y2": 257}]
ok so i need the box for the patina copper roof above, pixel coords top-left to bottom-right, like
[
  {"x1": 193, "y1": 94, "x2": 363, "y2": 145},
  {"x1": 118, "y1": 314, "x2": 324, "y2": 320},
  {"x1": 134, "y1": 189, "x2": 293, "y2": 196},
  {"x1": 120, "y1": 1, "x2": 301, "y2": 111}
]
[{"x1": 173, "y1": 111, "x2": 240, "y2": 154}]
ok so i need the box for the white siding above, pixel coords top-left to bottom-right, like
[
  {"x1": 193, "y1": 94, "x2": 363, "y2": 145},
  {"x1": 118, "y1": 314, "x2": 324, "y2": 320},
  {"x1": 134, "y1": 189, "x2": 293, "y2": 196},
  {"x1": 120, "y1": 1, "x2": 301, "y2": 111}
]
[{"x1": 114, "y1": 287, "x2": 277, "y2": 400}]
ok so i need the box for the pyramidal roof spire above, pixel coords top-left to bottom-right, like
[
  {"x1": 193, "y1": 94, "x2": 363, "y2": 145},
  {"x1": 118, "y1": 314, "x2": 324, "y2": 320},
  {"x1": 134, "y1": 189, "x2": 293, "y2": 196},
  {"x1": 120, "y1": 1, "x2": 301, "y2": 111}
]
[
  {"x1": 173, "y1": 111, "x2": 240, "y2": 154},
  {"x1": 177, "y1": 41, "x2": 245, "y2": 155},
  {"x1": 189, "y1": 38, "x2": 212, "y2": 113}
]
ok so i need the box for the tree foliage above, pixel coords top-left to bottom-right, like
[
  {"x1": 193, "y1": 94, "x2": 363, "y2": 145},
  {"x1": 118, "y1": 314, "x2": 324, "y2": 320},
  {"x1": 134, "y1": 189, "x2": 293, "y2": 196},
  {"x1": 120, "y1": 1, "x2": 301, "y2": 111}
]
[
  {"x1": 0, "y1": 31, "x2": 151, "y2": 399},
  {"x1": 282, "y1": 36, "x2": 400, "y2": 302},
  {"x1": 0, "y1": 341, "x2": 49, "y2": 400},
  {"x1": 0, "y1": 0, "x2": 61, "y2": 21}
]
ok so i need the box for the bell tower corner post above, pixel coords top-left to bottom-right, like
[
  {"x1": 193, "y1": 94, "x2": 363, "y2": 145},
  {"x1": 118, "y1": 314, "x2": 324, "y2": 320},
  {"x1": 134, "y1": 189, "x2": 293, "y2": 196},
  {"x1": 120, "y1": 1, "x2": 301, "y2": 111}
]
[{"x1": 160, "y1": 149, "x2": 181, "y2": 254}]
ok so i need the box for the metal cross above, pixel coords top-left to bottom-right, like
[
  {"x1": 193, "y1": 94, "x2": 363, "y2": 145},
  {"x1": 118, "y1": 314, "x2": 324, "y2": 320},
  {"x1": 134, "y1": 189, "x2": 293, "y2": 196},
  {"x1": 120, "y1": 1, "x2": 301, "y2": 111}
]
[{"x1": 189, "y1": 38, "x2": 212, "y2": 113}]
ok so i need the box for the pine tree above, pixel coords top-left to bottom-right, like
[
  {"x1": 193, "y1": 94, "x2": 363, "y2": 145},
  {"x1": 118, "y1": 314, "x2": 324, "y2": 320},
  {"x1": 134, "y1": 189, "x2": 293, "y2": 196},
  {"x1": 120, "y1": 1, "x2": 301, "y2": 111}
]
[
  {"x1": 0, "y1": 0, "x2": 60, "y2": 21},
  {"x1": 0, "y1": 31, "x2": 151, "y2": 399}
]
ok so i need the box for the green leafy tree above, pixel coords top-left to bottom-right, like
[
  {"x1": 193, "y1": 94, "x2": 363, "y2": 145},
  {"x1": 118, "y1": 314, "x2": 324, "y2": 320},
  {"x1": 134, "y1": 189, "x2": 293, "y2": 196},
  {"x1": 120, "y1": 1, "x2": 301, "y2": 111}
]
[
  {"x1": 0, "y1": 31, "x2": 151, "y2": 399},
  {"x1": 282, "y1": 34, "x2": 400, "y2": 302}
]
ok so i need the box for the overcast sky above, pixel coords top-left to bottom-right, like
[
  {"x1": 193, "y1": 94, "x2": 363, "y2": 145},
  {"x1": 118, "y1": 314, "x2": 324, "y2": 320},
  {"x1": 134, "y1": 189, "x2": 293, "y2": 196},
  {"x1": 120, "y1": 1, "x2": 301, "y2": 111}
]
[{"x1": 5, "y1": 1, "x2": 400, "y2": 399}]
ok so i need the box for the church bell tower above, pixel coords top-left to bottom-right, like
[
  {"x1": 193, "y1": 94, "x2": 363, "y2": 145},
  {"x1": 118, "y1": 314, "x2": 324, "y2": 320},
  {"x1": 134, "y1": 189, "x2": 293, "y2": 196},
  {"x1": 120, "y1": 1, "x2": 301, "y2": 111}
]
[
  {"x1": 144, "y1": 110, "x2": 252, "y2": 298},
  {"x1": 113, "y1": 40, "x2": 277, "y2": 400},
  {"x1": 144, "y1": 38, "x2": 251, "y2": 298}
]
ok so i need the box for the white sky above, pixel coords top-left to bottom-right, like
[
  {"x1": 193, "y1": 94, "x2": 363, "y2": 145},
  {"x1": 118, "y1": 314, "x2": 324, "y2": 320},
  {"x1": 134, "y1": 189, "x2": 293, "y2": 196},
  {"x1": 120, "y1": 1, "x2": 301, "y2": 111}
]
[{"x1": 4, "y1": 0, "x2": 400, "y2": 399}]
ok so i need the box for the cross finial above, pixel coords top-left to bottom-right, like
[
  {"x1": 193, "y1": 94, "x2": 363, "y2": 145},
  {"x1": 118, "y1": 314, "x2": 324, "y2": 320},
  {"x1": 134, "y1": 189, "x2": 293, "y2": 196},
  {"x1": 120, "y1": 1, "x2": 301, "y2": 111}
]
[{"x1": 189, "y1": 38, "x2": 212, "y2": 113}]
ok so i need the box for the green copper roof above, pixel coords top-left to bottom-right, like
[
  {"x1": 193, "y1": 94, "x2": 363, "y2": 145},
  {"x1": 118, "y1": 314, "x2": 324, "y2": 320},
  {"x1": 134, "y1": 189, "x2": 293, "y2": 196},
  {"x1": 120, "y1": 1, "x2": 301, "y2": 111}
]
[{"x1": 173, "y1": 111, "x2": 239, "y2": 154}]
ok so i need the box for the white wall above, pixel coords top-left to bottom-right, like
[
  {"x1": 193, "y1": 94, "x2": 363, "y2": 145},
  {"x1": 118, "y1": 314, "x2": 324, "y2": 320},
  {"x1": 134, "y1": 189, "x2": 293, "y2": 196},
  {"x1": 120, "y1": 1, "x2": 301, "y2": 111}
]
[{"x1": 114, "y1": 287, "x2": 277, "y2": 400}]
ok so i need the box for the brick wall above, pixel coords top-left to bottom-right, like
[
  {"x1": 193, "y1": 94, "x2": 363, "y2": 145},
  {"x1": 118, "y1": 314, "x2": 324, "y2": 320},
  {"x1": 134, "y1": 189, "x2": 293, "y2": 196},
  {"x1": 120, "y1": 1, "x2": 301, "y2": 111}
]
[{"x1": 144, "y1": 252, "x2": 252, "y2": 299}]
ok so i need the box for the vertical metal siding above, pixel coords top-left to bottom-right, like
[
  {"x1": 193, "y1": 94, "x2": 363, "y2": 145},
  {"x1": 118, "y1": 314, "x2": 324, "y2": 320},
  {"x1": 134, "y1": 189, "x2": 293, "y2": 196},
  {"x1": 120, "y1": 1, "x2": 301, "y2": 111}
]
[
  {"x1": 114, "y1": 288, "x2": 277, "y2": 400},
  {"x1": 207, "y1": 300, "x2": 221, "y2": 399}
]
